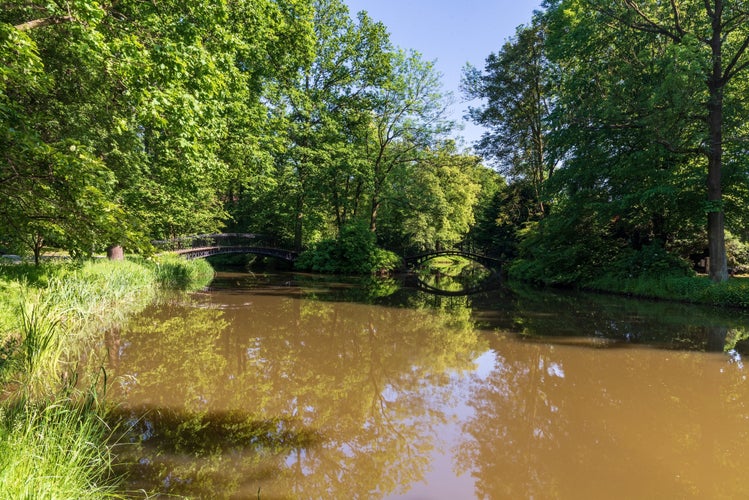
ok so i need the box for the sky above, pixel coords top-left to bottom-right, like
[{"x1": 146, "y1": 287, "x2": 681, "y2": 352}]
[{"x1": 343, "y1": 0, "x2": 543, "y2": 148}]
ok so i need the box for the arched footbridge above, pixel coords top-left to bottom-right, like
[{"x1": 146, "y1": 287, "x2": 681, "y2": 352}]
[
  {"x1": 404, "y1": 250, "x2": 504, "y2": 270},
  {"x1": 153, "y1": 233, "x2": 299, "y2": 262}
]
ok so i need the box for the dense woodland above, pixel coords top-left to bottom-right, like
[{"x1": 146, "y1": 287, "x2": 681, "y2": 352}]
[{"x1": 3, "y1": 0, "x2": 749, "y2": 283}]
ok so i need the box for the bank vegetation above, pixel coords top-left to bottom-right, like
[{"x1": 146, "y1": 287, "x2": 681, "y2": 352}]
[{"x1": 0, "y1": 257, "x2": 213, "y2": 497}]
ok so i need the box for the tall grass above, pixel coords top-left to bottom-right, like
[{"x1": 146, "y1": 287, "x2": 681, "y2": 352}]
[
  {"x1": 151, "y1": 254, "x2": 215, "y2": 289},
  {"x1": 0, "y1": 256, "x2": 215, "y2": 498},
  {"x1": 0, "y1": 395, "x2": 121, "y2": 500},
  {"x1": 15, "y1": 297, "x2": 65, "y2": 399}
]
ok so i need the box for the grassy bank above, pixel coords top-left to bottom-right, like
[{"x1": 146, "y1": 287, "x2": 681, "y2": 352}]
[
  {"x1": 0, "y1": 256, "x2": 213, "y2": 498},
  {"x1": 583, "y1": 273, "x2": 749, "y2": 308}
]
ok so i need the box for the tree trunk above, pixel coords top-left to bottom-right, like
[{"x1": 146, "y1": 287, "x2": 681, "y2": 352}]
[
  {"x1": 369, "y1": 197, "x2": 380, "y2": 233},
  {"x1": 32, "y1": 234, "x2": 44, "y2": 266},
  {"x1": 106, "y1": 245, "x2": 124, "y2": 261},
  {"x1": 706, "y1": 5, "x2": 728, "y2": 283}
]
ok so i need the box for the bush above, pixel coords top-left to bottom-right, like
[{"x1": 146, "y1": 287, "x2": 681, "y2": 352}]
[
  {"x1": 602, "y1": 243, "x2": 693, "y2": 281},
  {"x1": 296, "y1": 221, "x2": 402, "y2": 275}
]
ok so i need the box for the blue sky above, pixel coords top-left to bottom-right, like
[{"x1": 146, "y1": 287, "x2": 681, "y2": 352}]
[{"x1": 343, "y1": 0, "x2": 542, "y2": 148}]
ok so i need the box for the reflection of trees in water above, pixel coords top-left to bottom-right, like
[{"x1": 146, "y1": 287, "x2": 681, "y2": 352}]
[
  {"x1": 107, "y1": 288, "x2": 486, "y2": 498},
  {"x1": 455, "y1": 344, "x2": 567, "y2": 498},
  {"x1": 483, "y1": 283, "x2": 749, "y2": 353},
  {"x1": 455, "y1": 334, "x2": 749, "y2": 498}
]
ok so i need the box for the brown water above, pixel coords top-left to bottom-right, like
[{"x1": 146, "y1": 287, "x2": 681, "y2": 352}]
[{"x1": 106, "y1": 272, "x2": 749, "y2": 499}]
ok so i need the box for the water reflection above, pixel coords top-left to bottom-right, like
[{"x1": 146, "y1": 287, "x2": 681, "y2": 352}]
[
  {"x1": 412, "y1": 258, "x2": 499, "y2": 296},
  {"x1": 107, "y1": 277, "x2": 485, "y2": 498},
  {"x1": 456, "y1": 339, "x2": 749, "y2": 498},
  {"x1": 106, "y1": 274, "x2": 749, "y2": 498},
  {"x1": 470, "y1": 282, "x2": 749, "y2": 353}
]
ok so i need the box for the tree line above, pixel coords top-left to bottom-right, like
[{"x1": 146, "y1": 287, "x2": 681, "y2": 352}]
[
  {"x1": 5, "y1": 0, "x2": 747, "y2": 283},
  {"x1": 1, "y1": 0, "x2": 498, "y2": 269}
]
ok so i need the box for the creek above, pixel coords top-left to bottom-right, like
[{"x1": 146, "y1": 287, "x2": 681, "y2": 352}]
[{"x1": 105, "y1": 271, "x2": 749, "y2": 498}]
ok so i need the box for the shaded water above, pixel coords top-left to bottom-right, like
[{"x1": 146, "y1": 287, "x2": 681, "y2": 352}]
[{"x1": 107, "y1": 273, "x2": 749, "y2": 498}]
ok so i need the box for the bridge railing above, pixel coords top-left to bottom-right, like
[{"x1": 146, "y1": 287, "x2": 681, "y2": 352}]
[{"x1": 152, "y1": 233, "x2": 270, "y2": 252}]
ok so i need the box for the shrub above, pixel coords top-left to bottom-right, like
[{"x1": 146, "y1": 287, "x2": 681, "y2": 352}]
[
  {"x1": 603, "y1": 243, "x2": 693, "y2": 280},
  {"x1": 296, "y1": 221, "x2": 402, "y2": 275}
]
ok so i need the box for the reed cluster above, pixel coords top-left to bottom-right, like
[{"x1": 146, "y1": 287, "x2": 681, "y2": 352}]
[{"x1": 0, "y1": 256, "x2": 213, "y2": 498}]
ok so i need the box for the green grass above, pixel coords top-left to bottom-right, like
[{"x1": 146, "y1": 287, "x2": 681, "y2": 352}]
[
  {"x1": 584, "y1": 273, "x2": 749, "y2": 308},
  {"x1": 150, "y1": 254, "x2": 215, "y2": 290},
  {"x1": 0, "y1": 256, "x2": 215, "y2": 498},
  {"x1": 0, "y1": 395, "x2": 121, "y2": 500}
]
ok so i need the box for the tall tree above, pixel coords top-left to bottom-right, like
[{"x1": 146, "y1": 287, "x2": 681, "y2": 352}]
[
  {"x1": 257, "y1": 0, "x2": 391, "y2": 249},
  {"x1": 575, "y1": 0, "x2": 749, "y2": 282},
  {"x1": 463, "y1": 16, "x2": 557, "y2": 215},
  {"x1": 366, "y1": 49, "x2": 452, "y2": 234}
]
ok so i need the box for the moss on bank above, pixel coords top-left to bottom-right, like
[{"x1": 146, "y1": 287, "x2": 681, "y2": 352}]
[{"x1": 0, "y1": 256, "x2": 214, "y2": 498}]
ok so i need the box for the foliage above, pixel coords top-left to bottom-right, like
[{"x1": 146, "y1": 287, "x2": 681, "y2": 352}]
[
  {"x1": 477, "y1": 0, "x2": 749, "y2": 286},
  {"x1": 295, "y1": 220, "x2": 401, "y2": 274},
  {"x1": 538, "y1": 0, "x2": 749, "y2": 282},
  {"x1": 463, "y1": 15, "x2": 556, "y2": 213},
  {"x1": 377, "y1": 141, "x2": 487, "y2": 253},
  {"x1": 1, "y1": 0, "x2": 316, "y2": 255}
]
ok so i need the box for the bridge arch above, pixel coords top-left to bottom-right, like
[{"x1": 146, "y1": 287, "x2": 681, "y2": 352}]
[{"x1": 404, "y1": 250, "x2": 504, "y2": 271}]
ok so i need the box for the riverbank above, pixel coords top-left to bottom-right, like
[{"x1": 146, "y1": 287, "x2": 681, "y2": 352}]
[
  {"x1": 0, "y1": 256, "x2": 213, "y2": 498},
  {"x1": 508, "y1": 267, "x2": 749, "y2": 309},
  {"x1": 585, "y1": 273, "x2": 749, "y2": 308}
]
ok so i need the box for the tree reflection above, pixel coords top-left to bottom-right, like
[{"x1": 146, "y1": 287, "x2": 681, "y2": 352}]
[
  {"x1": 107, "y1": 285, "x2": 486, "y2": 498},
  {"x1": 496, "y1": 283, "x2": 749, "y2": 352},
  {"x1": 456, "y1": 334, "x2": 749, "y2": 498},
  {"x1": 455, "y1": 343, "x2": 568, "y2": 498}
]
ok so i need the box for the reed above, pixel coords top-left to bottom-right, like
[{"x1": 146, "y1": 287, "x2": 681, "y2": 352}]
[
  {"x1": 15, "y1": 296, "x2": 65, "y2": 399},
  {"x1": 0, "y1": 257, "x2": 214, "y2": 497},
  {"x1": 152, "y1": 254, "x2": 215, "y2": 289},
  {"x1": 0, "y1": 394, "x2": 122, "y2": 499}
]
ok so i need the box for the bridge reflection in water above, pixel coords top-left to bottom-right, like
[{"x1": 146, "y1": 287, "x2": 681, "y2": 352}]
[{"x1": 406, "y1": 250, "x2": 504, "y2": 296}]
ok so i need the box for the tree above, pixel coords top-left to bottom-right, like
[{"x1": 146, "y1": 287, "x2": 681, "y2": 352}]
[
  {"x1": 575, "y1": 0, "x2": 749, "y2": 282},
  {"x1": 366, "y1": 50, "x2": 453, "y2": 234},
  {"x1": 377, "y1": 141, "x2": 485, "y2": 253},
  {"x1": 244, "y1": 0, "x2": 391, "y2": 250},
  {"x1": 463, "y1": 16, "x2": 557, "y2": 215},
  {"x1": 1, "y1": 6, "x2": 125, "y2": 261},
  {"x1": 2, "y1": 0, "x2": 316, "y2": 258}
]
